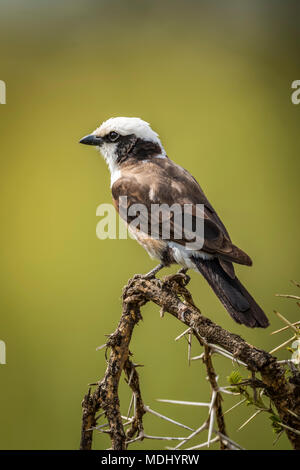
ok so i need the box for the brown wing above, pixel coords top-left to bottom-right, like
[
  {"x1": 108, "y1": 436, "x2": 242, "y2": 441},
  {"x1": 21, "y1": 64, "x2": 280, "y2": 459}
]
[{"x1": 112, "y1": 157, "x2": 252, "y2": 270}]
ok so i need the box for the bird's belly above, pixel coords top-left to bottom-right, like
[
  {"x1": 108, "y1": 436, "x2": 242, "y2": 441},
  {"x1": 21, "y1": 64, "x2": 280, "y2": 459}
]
[
  {"x1": 128, "y1": 225, "x2": 215, "y2": 269},
  {"x1": 128, "y1": 226, "x2": 167, "y2": 261}
]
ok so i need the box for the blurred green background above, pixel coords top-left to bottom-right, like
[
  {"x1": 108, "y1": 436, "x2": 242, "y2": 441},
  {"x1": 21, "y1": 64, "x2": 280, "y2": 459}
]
[{"x1": 0, "y1": 0, "x2": 299, "y2": 450}]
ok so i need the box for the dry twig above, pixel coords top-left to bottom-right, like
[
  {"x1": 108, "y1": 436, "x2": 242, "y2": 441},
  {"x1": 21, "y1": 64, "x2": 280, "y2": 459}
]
[{"x1": 80, "y1": 273, "x2": 300, "y2": 450}]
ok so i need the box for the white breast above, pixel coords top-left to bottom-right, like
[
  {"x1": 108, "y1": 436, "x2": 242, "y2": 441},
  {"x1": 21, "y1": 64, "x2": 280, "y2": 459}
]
[{"x1": 110, "y1": 168, "x2": 121, "y2": 186}]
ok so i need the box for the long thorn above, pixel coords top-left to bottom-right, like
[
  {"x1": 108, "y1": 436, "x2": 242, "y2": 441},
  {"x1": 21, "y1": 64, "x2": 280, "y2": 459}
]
[
  {"x1": 275, "y1": 294, "x2": 300, "y2": 301},
  {"x1": 273, "y1": 311, "x2": 300, "y2": 334},
  {"x1": 186, "y1": 436, "x2": 219, "y2": 450},
  {"x1": 277, "y1": 422, "x2": 300, "y2": 436},
  {"x1": 269, "y1": 335, "x2": 296, "y2": 354},
  {"x1": 271, "y1": 321, "x2": 300, "y2": 335},
  {"x1": 223, "y1": 399, "x2": 246, "y2": 416},
  {"x1": 157, "y1": 398, "x2": 210, "y2": 407},
  {"x1": 144, "y1": 405, "x2": 194, "y2": 431},
  {"x1": 188, "y1": 332, "x2": 192, "y2": 366},
  {"x1": 175, "y1": 328, "x2": 191, "y2": 341},
  {"x1": 238, "y1": 410, "x2": 263, "y2": 431},
  {"x1": 215, "y1": 431, "x2": 245, "y2": 450},
  {"x1": 207, "y1": 408, "x2": 215, "y2": 447},
  {"x1": 291, "y1": 280, "x2": 300, "y2": 288},
  {"x1": 126, "y1": 393, "x2": 134, "y2": 419},
  {"x1": 173, "y1": 421, "x2": 208, "y2": 450}
]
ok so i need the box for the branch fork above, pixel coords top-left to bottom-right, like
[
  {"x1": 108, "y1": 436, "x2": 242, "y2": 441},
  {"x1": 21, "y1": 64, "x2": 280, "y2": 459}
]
[{"x1": 80, "y1": 273, "x2": 300, "y2": 450}]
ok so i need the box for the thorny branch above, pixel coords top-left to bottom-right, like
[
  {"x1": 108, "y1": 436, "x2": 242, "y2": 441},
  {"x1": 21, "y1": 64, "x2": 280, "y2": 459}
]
[
  {"x1": 203, "y1": 345, "x2": 228, "y2": 450},
  {"x1": 80, "y1": 273, "x2": 300, "y2": 450}
]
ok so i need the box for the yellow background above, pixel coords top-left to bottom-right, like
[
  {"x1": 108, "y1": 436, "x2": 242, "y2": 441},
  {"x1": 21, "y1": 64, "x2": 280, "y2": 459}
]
[{"x1": 0, "y1": 0, "x2": 299, "y2": 450}]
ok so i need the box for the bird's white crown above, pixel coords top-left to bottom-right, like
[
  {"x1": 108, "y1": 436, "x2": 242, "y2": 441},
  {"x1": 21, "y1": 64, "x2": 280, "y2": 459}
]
[
  {"x1": 94, "y1": 117, "x2": 162, "y2": 145},
  {"x1": 91, "y1": 117, "x2": 165, "y2": 186}
]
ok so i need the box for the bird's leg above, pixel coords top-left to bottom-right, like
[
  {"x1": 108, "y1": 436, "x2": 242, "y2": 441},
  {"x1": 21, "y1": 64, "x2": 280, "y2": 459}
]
[
  {"x1": 174, "y1": 267, "x2": 190, "y2": 286},
  {"x1": 177, "y1": 267, "x2": 188, "y2": 275},
  {"x1": 142, "y1": 263, "x2": 165, "y2": 279}
]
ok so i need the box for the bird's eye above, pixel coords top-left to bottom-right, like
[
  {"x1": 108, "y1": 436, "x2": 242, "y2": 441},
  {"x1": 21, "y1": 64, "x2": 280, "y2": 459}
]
[{"x1": 109, "y1": 131, "x2": 119, "y2": 142}]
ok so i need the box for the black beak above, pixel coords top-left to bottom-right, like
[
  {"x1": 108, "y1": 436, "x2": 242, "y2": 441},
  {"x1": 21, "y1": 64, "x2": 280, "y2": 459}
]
[{"x1": 79, "y1": 134, "x2": 104, "y2": 146}]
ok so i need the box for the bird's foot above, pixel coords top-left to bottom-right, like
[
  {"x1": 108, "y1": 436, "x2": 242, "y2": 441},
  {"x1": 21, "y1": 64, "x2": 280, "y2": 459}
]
[
  {"x1": 177, "y1": 267, "x2": 190, "y2": 285},
  {"x1": 177, "y1": 267, "x2": 188, "y2": 275},
  {"x1": 164, "y1": 267, "x2": 190, "y2": 286},
  {"x1": 137, "y1": 263, "x2": 165, "y2": 280}
]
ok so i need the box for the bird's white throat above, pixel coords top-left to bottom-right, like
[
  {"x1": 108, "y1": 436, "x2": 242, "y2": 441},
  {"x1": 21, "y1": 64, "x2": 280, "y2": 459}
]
[{"x1": 97, "y1": 142, "x2": 120, "y2": 186}]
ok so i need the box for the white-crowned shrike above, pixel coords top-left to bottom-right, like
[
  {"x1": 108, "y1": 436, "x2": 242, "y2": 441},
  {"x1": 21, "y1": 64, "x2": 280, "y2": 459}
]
[{"x1": 80, "y1": 117, "x2": 269, "y2": 328}]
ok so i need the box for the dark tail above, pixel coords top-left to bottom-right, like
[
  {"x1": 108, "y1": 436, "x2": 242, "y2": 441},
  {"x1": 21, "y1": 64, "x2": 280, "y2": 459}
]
[{"x1": 192, "y1": 257, "x2": 269, "y2": 328}]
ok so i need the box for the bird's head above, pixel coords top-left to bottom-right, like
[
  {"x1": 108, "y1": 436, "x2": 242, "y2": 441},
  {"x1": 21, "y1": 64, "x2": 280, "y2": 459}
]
[{"x1": 79, "y1": 117, "x2": 165, "y2": 178}]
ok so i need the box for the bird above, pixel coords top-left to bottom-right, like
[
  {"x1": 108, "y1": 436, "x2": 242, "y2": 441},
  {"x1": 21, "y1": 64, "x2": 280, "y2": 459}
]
[{"x1": 79, "y1": 117, "x2": 269, "y2": 328}]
